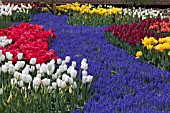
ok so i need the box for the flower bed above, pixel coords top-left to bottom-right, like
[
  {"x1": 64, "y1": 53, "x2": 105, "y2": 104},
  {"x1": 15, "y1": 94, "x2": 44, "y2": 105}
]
[{"x1": 1, "y1": 2, "x2": 170, "y2": 113}]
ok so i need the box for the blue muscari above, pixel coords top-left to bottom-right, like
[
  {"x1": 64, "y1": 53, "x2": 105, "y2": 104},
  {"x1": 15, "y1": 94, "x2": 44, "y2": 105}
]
[{"x1": 29, "y1": 13, "x2": 170, "y2": 113}]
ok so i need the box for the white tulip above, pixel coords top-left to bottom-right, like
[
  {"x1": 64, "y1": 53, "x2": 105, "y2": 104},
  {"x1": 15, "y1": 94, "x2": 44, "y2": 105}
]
[
  {"x1": 82, "y1": 70, "x2": 87, "y2": 76},
  {"x1": 14, "y1": 71, "x2": 20, "y2": 79},
  {"x1": 8, "y1": 64, "x2": 15, "y2": 74},
  {"x1": 52, "y1": 74, "x2": 57, "y2": 80},
  {"x1": 22, "y1": 69, "x2": 29, "y2": 75},
  {"x1": 33, "y1": 77, "x2": 41, "y2": 87},
  {"x1": 56, "y1": 69, "x2": 61, "y2": 76},
  {"x1": 18, "y1": 80, "x2": 24, "y2": 87},
  {"x1": 20, "y1": 61, "x2": 25, "y2": 67},
  {"x1": 42, "y1": 78, "x2": 50, "y2": 87},
  {"x1": 57, "y1": 58, "x2": 62, "y2": 64},
  {"x1": 14, "y1": 63, "x2": 20, "y2": 70},
  {"x1": 67, "y1": 66, "x2": 74, "y2": 74},
  {"x1": 70, "y1": 69, "x2": 77, "y2": 78},
  {"x1": 71, "y1": 61, "x2": 76, "y2": 67},
  {"x1": 50, "y1": 59, "x2": 55, "y2": 64},
  {"x1": 8, "y1": 11, "x2": 12, "y2": 16},
  {"x1": 40, "y1": 63, "x2": 47, "y2": 74},
  {"x1": 59, "y1": 65, "x2": 64, "y2": 73},
  {"x1": 28, "y1": 4, "x2": 32, "y2": 9},
  {"x1": 30, "y1": 58, "x2": 36, "y2": 65},
  {"x1": 36, "y1": 73, "x2": 41, "y2": 78},
  {"x1": 65, "y1": 56, "x2": 70, "y2": 63},
  {"x1": 82, "y1": 76, "x2": 87, "y2": 84},
  {"x1": 1, "y1": 55, "x2": 5, "y2": 61},
  {"x1": 64, "y1": 64, "x2": 67, "y2": 71},
  {"x1": 36, "y1": 64, "x2": 41, "y2": 70},
  {"x1": 62, "y1": 74, "x2": 69, "y2": 83},
  {"x1": 52, "y1": 82, "x2": 57, "y2": 89},
  {"x1": 61, "y1": 81, "x2": 66, "y2": 89},
  {"x1": 0, "y1": 88, "x2": 3, "y2": 95},
  {"x1": 30, "y1": 66, "x2": 35, "y2": 72},
  {"x1": 61, "y1": 60, "x2": 66, "y2": 66},
  {"x1": 81, "y1": 58, "x2": 87, "y2": 63},
  {"x1": 81, "y1": 62, "x2": 88, "y2": 70},
  {"x1": 26, "y1": 75, "x2": 32, "y2": 83},
  {"x1": 2, "y1": 65, "x2": 8, "y2": 73},
  {"x1": 6, "y1": 52, "x2": 13, "y2": 60},
  {"x1": 86, "y1": 75, "x2": 93, "y2": 83},
  {"x1": 68, "y1": 77, "x2": 73, "y2": 85},
  {"x1": 17, "y1": 53, "x2": 23, "y2": 60},
  {"x1": 57, "y1": 78, "x2": 62, "y2": 87}
]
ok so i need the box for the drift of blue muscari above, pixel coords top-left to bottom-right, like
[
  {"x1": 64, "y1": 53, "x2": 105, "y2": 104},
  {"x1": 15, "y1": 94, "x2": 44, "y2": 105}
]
[{"x1": 28, "y1": 13, "x2": 170, "y2": 113}]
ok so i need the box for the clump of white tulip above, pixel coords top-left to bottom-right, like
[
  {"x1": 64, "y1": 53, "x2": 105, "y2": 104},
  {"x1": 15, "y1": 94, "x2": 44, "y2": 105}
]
[
  {"x1": 0, "y1": 36, "x2": 12, "y2": 47},
  {"x1": 0, "y1": 3, "x2": 32, "y2": 16},
  {"x1": 123, "y1": 7, "x2": 167, "y2": 20},
  {"x1": 0, "y1": 51, "x2": 94, "y2": 112}
]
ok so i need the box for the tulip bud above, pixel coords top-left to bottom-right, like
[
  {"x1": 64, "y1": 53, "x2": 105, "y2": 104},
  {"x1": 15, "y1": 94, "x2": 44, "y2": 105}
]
[
  {"x1": 57, "y1": 58, "x2": 62, "y2": 65},
  {"x1": 65, "y1": 56, "x2": 70, "y2": 63},
  {"x1": 82, "y1": 70, "x2": 87, "y2": 76},
  {"x1": 69, "y1": 86, "x2": 72, "y2": 94},
  {"x1": 61, "y1": 60, "x2": 66, "y2": 66},
  {"x1": 82, "y1": 76, "x2": 87, "y2": 84},
  {"x1": 1, "y1": 55, "x2": 5, "y2": 61},
  {"x1": 64, "y1": 64, "x2": 67, "y2": 71},
  {"x1": 6, "y1": 52, "x2": 13, "y2": 60},
  {"x1": 81, "y1": 58, "x2": 87, "y2": 63},
  {"x1": 30, "y1": 58, "x2": 36, "y2": 65},
  {"x1": 30, "y1": 66, "x2": 35, "y2": 73},
  {"x1": 81, "y1": 62, "x2": 88, "y2": 70},
  {"x1": 36, "y1": 64, "x2": 41, "y2": 70},
  {"x1": 86, "y1": 75, "x2": 93, "y2": 83},
  {"x1": 71, "y1": 61, "x2": 76, "y2": 68},
  {"x1": 7, "y1": 95, "x2": 12, "y2": 104},
  {"x1": 17, "y1": 53, "x2": 23, "y2": 60},
  {"x1": 18, "y1": 80, "x2": 24, "y2": 87}
]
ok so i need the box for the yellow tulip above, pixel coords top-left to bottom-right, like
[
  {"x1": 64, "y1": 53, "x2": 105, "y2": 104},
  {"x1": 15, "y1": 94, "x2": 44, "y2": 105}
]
[
  {"x1": 147, "y1": 44, "x2": 153, "y2": 50},
  {"x1": 136, "y1": 51, "x2": 142, "y2": 58},
  {"x1": 168, "y1": 51, "x2": 170, "y2": 56}
]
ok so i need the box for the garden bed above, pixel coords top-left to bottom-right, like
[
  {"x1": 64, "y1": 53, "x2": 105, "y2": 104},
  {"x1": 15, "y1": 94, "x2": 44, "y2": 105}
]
[{"x1": 0, "y1": 2, "x2": 170, "y2": 113}]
